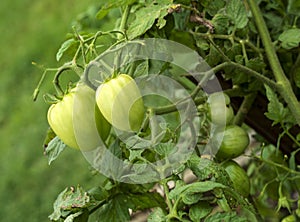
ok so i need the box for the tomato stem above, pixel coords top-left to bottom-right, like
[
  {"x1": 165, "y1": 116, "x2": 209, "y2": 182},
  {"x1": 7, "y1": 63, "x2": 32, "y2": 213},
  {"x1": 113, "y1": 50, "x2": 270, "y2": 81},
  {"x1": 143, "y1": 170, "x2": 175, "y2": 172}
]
[
  {"x1": 118, "y1": 5, "x2": 131, "y2": 40},
  {"x1": 233, "y1": 92, "x2": 257, "y2": 126}
]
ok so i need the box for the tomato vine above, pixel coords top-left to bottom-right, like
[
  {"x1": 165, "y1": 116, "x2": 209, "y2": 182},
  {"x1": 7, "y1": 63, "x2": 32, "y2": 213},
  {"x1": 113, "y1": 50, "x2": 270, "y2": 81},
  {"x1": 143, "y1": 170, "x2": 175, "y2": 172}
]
[{"x1": 34, "y1": 0, "x2": 300, "y2": 221}]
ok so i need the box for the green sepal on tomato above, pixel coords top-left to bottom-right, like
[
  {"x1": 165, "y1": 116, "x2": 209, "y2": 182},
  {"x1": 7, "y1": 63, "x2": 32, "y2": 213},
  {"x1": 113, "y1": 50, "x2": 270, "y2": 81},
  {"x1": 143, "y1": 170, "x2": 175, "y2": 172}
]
[
  {"x1": 221, "y1": 160, "x2": 250, "y2": 197},
  {"x1": 95, "y1": 74, "x2": 145, "y2": 132},
  {"x1": 213, "y1": 125, "x2": 249, "y2": 161},
  {"x1": 47, "y1": 82, "x2": 111, "y2": 150}
]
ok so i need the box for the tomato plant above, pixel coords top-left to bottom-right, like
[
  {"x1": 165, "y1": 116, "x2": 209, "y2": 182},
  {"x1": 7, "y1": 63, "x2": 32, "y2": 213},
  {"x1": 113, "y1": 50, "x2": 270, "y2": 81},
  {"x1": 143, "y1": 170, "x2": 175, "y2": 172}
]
[{"x1": 35, "y1": 0, "x2": 300, "y2": 221}]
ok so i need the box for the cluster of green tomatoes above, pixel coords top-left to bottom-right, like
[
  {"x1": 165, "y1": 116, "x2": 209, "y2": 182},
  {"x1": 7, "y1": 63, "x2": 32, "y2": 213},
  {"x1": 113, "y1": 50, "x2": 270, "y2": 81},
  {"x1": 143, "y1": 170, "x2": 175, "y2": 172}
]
[
  {"x1": 47, "y1": 74, "x2": 144, "y2": 150},
  {"x1": 47, "y1": 73, "x2": 250, "y2": 197}
]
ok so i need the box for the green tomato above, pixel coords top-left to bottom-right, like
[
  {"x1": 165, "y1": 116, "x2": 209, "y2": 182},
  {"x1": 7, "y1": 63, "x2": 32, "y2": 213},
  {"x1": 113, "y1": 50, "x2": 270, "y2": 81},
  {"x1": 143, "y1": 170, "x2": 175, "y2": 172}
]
[
  {"x1": 209, "y1": 92, "x2": 230, "y2": 105},
  {"x1": 210, "y1": 104, "x2": 234, "y2": 125},
  {"x1": 213, "y1": 125, "x2": 249, "y2": 160},
  {"x1": 281, "y1": 215, "x2": 296, "y2": 222},
  {"x1": 95, "y1": 74, "x2": 145, "y2": 132},
  {"x1": 47, "y1": 83, "x2": 110, "y2": 149},
  {"x1": 209, "y1": 92, "x2": 233, "y2": 125},
  {"x1": 222, "y1": 160, "x2": 250, "y2": 197}
]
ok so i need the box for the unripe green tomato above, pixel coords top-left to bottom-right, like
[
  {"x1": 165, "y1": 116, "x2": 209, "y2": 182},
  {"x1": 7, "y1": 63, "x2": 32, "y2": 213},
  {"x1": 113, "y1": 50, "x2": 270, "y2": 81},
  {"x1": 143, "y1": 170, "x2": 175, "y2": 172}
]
[
  {"x1": 208, "y1": 92, "x2": 233, "y2": 125},
  {"x1": 222, "y1": 160, "x2": 250, "y2": 197},
  {"x1": 96, "y1": 74, "x2": 145, "y2": 132},
  {"x1": 209, "y1": 92, "x2": 230, "y2": 105},
  {"x1": 214, "y1": 125, "x2": 249, "y2": 160},
  {"x1": 281, "y1": 215, "x2": 296, "y2": 222},
  {"x1": 47, "y1": 83, "x2": 110, "y2": 149},
  {"x1": 210, "y1": 104, "x2": 234, "y2": 125}
]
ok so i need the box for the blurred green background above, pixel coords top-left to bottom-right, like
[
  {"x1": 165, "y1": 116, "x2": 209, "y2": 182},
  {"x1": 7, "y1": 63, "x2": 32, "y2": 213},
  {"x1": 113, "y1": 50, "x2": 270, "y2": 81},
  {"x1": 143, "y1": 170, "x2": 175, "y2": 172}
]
[{"x1": 0, "y1": 0, "x2": 101, "y2": 221}]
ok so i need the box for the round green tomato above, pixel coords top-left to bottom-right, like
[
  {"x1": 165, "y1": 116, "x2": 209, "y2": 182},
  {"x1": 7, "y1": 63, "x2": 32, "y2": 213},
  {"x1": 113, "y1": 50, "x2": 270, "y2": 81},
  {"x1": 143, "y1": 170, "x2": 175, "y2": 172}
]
[
  {"x1": 96, "y1": 74, "x2": 145, "y2": 132},
  {"x1": 47, "y1": 83, "x2": 110, "y2": 149},
  {"x1": 209, "y1": 92, "x2": 230, "y2": 105},
  {"x1": 214, "y1": 125, "x2": 249, "y2": 160},
  {"x1": 210, "y1": 104, "x2": 234, "y2": 125},
  {"x1": 222, "y1": 160, "x2": 250, "y2": 197},
  {"x1": 209, "y1": 92, "x2": 233, "y2": 125}
]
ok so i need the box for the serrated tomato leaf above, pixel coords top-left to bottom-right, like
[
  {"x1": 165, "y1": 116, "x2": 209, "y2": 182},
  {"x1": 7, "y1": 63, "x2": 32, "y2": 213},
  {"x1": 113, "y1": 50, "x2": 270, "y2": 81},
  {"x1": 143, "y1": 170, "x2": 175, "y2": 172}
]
[
  {"x1": 128, "y1": 192, "x2": 166, "y2": 211},
  {"x1": 49, "y1": 186, "x2": 98, "y2": 221},
  {"x1": 169, "y1": 181, "x2": 226, "y2": 200},
  {"x1": 45, "y1": 136, "x2": 66, "y2": 165},
  {"x1": 278, "y1": 28, "x2": 300, "y2": 50},
  {"x1": 127, "y1": 2, "x2": 172, "y2": 39},
  {"x1": 264, "y1": 85, "x2": 288, "y2": 125},
  {"x1": 148, "y1": 207, "x2": 166, "y2": 222},
  {"x1": 189, "y1": 202, "x2": 213, "y2": 221},
  {"x1": 97, "y1": 194, "x2": 131, "y2": 222},
  {"x1": 204, "y1": 211, "x2": 248, "y2": 222},
  {"x1": 56, "y1": 38, "x2": 78, "y2": 61},
  {"x1": 226, "y1": 0, "x2": 248, "y2": 29}
]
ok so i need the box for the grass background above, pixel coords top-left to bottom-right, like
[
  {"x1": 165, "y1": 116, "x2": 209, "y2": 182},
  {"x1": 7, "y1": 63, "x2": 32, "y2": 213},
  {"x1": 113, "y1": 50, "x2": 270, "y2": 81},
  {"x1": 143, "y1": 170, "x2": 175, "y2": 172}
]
[{"x1": 0, "y1": 0, "x2": 102, "y2": 221}]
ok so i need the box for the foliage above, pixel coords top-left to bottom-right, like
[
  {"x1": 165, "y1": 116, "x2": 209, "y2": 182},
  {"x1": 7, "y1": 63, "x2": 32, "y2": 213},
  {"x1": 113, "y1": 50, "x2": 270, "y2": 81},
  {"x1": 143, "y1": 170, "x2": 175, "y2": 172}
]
[{"x1": 34, "y1": 0, "x2": 300, "y2": 221}]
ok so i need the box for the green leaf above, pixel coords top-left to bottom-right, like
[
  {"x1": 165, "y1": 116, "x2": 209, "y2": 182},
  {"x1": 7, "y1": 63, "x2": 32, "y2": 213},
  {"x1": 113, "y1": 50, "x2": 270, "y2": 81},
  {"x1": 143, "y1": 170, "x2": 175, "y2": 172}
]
[
  {"x1": 128, "y1": 165, "x2": 159, "y2": 184},
  {"x1": 264, "y1": 85, "x2": 287, "y2": 125},
  {"x1": 182, "y1": 192, "x2": 203, "y2": 205},
  {"x1": 189, "y1": 202, "x2": 213, "y2": 221},
  {"x1": 45, "y1": 136, "x2": 66, "y2": 165},
  {"x1": 147, "y1": 207, "x2": 166, "y2": 222},
  {"x1": 128, "y1": 149, "x2": 144, "y2": 161},
  {"x1": 154, "y1": 142, "x2": 175, "y2": 157},
  {"x1": 56, "y1": 38, "x2": 78, "y2": 61},
  {"x1": 246, "y1": 57, "x2": 266, "y2": 72},
  {"x1": 278, "y1": 28, "x2": 300, "y2": 49},
  {"x1": 125, "y1": 135, "x2": 153, "y2": 149},
  {"x1": 49, "y1": 186, "x2": 97, "y2": 221},
  {"x1": 127, "y1": 2, "x2": 172, "y2": 39},
  {"x1": 96, "y1": 0, "x2": 137, "y2": 19},
  {"x1": 97, "y1": 194, "x2": 131, "y2": 222},
  {"x1": 211, "y1": 14, "x2": 230, "y2": 34},
  {"x1": 204, "y1": 211, "x2": 248, "y2": 222},
  {"x1": 64, "y1": 211, "x2": 88, "y2": 222},
  {"x1": 128, "y1": 192, "x2": 166, "y2": 211},
  {"x1": 200, "y1": 0, "x2": 226, "y2": 16},
  {"x1": 169, "y1": 181, "x2": 226, "y2": 200},
  {"x1": 88, "y1": 186, "x2": 109, "y2": 202},
  {"x1": 43, "y1": 127, "x2": 56, "y2": 150},
  {"x1": 226, "y1": 0, "x2": 249, "y2": 29},
  {"x1": 287, "y1": 0, "x2": 300, "y2": 15},
  {"x1": 133, "y1": 60, "x2": 149, "y2": 78}
]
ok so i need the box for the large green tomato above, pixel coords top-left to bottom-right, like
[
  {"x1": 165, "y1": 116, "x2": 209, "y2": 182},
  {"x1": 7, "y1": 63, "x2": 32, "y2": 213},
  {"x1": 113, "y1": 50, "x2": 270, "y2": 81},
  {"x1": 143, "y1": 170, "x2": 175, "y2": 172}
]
[
  {"x1": 222, "y1": 160, "x2": 250, "y2": 197},
  {"x1": 213, "y1": 125, "x2": 249, "y2": 160},
  {"x1": 95, "y1": 74, "x2": 145, "y2": 132},
  {"x1": 47, "y1": 83, "x2": 110, "y2": 150}
]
